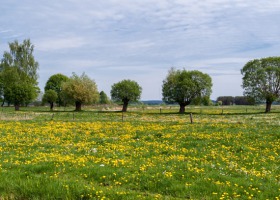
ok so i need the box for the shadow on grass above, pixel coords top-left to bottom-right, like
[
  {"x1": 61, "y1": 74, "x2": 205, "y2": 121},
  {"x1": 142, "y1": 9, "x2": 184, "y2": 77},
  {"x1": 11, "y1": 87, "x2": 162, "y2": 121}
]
[
  {"x1": 33, "y1": 110, "x2": 276, "y2": 116},
  {"x1": 143, "y1": 111, "x2": 269, "y2": 116}
]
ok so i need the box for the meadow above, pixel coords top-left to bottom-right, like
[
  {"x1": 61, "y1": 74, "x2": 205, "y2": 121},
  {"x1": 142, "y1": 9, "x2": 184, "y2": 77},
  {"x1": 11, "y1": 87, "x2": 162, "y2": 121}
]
[{"x1": 0, "y1": 105, "x2": 279, "y2": 199}]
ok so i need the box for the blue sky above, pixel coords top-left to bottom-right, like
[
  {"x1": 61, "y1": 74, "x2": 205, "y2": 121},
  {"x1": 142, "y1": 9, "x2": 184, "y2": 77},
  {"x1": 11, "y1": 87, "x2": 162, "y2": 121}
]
[{"x1": 1, "y1": 0, "x2": 280, "y2": 100}]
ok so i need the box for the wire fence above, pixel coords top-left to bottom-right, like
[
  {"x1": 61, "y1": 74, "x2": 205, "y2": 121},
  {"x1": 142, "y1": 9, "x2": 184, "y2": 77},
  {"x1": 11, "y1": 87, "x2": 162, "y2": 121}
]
[{"x1": 0, "y1": 105, "x2": 278, "y2": 122}]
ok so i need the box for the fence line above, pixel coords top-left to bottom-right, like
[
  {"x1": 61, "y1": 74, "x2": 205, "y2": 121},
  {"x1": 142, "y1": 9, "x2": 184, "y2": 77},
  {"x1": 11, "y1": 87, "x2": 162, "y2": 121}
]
[{"x1": 0, "y1": 105, "x2": 278, "y2": 122}]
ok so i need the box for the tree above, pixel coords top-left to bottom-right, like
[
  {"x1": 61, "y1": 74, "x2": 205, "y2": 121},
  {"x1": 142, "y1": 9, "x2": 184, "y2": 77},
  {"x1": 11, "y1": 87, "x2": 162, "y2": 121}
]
[
  {"x1": 241, "y1": 57, "x2": 280, "y2": 112},
  {"x1": 191, "y1": 95, "x2": 212, "y2": 106},
  {"x1": 61, "y1": 73, "x2": 99, "y2": 111},
  {"x1": 0, "y1": 39, "x2": 39, "y2": 110},
  {"x1": 216, "y1": 96, "x2": 234, "y2": 105},
  {"x1": 234, "y1": 96, "x2": 255, "y2": 105},
  {"x1": 99, "y1": 91, "x2": 110, "y2": 104},
  {"x1": 111, "y1": 79, "x2": 142, "y2": 112},
  {"x1": 44, "y1": 73, "x2": 69, "y2": 106},
  {"x1": 162, "y1": 68, "x2": 212, "y2": 113},
  {"x1": 43, "y1": 89, "x2": 58, "y2": 111},
  {"x1": 201, "y1": 96, "x2": 212, "y2": 106}
]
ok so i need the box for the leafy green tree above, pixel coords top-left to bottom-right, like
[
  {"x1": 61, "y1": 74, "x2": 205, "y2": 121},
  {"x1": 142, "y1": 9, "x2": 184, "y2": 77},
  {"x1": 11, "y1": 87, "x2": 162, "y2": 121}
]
[
  {"x1": 61, "y1": 73, "x2": 99, "y2": 111},
  {"x1": 43, "y1": 89, "x2": 58, "y2": 111},
  {"x1": 241, "y1": 57, "x2": 280, "y2": 112},
  {"x1": 162, "y1": 68, "x2": 212, "y2": 113},
  {"x1": 111, "y1": 79, "x2": 142, "y2": 112},
  {"x1": 44, "y1": 73, "x2": 69, "y2": 106},
  {"x1": 191, "y1": 95, "x2": 212, "y2": 106},
  {"x1": 234, "y1": 96, "x2": 255, "y2": 105},
  {"x1": 201, "y1": 96, "x2": 212, "y2": 106},
  {"x1": 217, "y1": 96, "x2": 234, "y2": 105},
  {"x1": 99, "y1": 91, "x2": 110, "y2": 104},
  {"x1": 0, "y1": 39, "x2": 39, "y2": 110},
  {"x1": 0, "y1": 66, "x2": 16, "y2": 106}
]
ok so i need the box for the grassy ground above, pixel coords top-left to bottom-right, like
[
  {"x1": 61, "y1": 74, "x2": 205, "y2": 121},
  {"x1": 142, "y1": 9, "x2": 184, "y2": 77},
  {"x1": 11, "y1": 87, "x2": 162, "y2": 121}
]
[{"x1": 0, "y1": 105, "x2": 279, "y2": 199}]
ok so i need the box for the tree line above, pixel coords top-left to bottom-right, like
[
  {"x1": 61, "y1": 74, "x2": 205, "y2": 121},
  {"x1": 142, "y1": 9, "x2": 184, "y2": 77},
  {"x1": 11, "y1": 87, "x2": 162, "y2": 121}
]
[
  {"x1": 216, "y1": 96, "x2": 255, "y2": 105},
  {"x1": 1, "y1": 39, "x2": 280, "y2": 113}
]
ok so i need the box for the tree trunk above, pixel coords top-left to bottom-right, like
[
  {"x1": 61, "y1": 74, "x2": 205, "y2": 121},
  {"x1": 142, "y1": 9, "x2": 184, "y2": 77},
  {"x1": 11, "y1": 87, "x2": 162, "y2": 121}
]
[
  {"x1": 179, "y1": 104, "x2": 186, "y2": 113},
  {"x1": 265, "y1": 101, "x2": 272, "y2": 113},
  {"x1": 75, "y1": 101, "x2": 82, "y2": 111},
  {"x1": 1, "y1": 98, "x2": 5, "y2": 107},
  {"x1": 122, "y1": 100, "x2": 129, "y2": 112},
  {"x1": 50, "y1": 102, "x2": 54, "y2": 111},
  {"x1": 58, "y1": 99, "x2": 62, "y2": 107},
  {"x1": 15, "y1": 104, "x2": 20, "y2": 111}
]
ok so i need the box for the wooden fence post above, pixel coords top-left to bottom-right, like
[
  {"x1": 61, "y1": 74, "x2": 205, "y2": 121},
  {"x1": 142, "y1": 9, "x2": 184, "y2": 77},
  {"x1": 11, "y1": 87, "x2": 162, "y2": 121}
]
[{"x1": 190, "y1": 113, "x2": 193, "y2": 124}]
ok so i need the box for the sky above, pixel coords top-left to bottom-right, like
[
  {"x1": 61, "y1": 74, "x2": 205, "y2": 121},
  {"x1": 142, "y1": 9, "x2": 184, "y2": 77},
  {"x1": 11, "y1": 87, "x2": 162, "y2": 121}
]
[{"x1": 1, "y1": 0, "x2": 280, "y2": 100}]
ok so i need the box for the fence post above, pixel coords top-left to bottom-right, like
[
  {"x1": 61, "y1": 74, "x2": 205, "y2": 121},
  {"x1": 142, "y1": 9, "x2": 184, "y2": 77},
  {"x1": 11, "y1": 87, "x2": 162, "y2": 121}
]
[{"x1": 190, "y1": 113, "x2": 193, "y2": 124}]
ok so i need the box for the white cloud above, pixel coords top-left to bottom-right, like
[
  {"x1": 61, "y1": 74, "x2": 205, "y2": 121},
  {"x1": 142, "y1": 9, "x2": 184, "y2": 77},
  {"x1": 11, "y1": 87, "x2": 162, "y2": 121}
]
[
  {"x1": 35, "y1": 37, "x2": 86, "y2": 51},
  {"x1": 0, "y1": 29, "x2": 12, "y2": 34},
  {"x1": 121, "y1": 40, "x2": 155, "y2": 49},
  {"x1": 1, "y1": 0, "x2": 280, "y2": 100}
]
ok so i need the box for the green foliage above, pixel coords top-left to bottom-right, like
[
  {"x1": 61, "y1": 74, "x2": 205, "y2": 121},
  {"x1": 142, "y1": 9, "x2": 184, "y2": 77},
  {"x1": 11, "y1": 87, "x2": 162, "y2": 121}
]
[
  {"x1": 62, "y1": 73, "x2": 99, "y2": 111},
  {"x1": 0, "y1": 39, "x2": 39, "y2": 110},
  {"x1": 111, "y1": 79, "x2": 142, "y2": 102},
  {"x1": 241, "y1": 57, "x2": 280, "y2": 112},
  {"x1": 9, "y1": 82, "x2": 38, "y2": 106},
  {"x1": 201, "y1": 96, "x2": 212, "y2": 106},
  {"x1": 43, "y1": 90, "x2": 58, "y2": 104},
  {"x1": 216, "y1": 96, "x2": 255, "y2": 106},
  {"x1": 99, "y1": 91, "x2": 110, "y2": 104},
  {"x1": 162, "y1": 68, "x2": 212, "y2": 112},
  {"x1": 191, "y1": 96, "x2": 212, "y2": 106},
  {"x1": 217, "y1": 96, "x2": 234, "y2": 105},
  {"x1": 44, "y1": 73, "x2": 69, "y2": 106},
  {"x1": 234, "y1": 96, "x2": 255, "y2": 105},
  {"x1": 111, "y1": 79, "x2": 142, "y2": 111},
  {"x1": 43, "y1": 89, "x2": 58, "y2": 110}
]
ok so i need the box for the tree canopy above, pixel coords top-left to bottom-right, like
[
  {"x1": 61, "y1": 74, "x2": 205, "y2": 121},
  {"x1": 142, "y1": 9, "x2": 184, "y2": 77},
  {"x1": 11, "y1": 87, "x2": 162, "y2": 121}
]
[
  {"x1": 162, "y1": 68, "x2": 212, "y2": 113},
  {"x1": 0, "y1": 39, "x2": 39, "y2": 110},
  {"x1": 216, "y1": 96, "x2": 234, "y2": 105},
  {"x1": 99, "y1": 91, "x2": 110, "y2": 104},
  {"x1": 44, "y1": 73, "x2": 69, "y2": 106},
  {"x1": 111, "y1": 79, "x2": 142, "y2": 112},
  {"x1": 241, "y1": 57, "x2": 280, "y2": 112},
  {"x1": 43, "y1": 89, "x2": 58, "y2": 111},
  {"x1": 234, "y1": 96, "x2": 255, "y2": 105},
  {"x1": 61, "y1": 73, "x2": 99, "y2": 111}
]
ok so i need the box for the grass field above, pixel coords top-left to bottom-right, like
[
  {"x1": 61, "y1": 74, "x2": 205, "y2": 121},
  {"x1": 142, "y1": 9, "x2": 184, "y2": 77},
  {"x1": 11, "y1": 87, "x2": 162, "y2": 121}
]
[{"x1": 0, "y1": 105, "x2": 279, "y2": 199}]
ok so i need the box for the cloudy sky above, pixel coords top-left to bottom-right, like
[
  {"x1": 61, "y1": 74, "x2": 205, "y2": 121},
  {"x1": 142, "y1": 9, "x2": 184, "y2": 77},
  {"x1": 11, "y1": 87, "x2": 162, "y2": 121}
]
[{"x1": 1, "y1": 0, "x2": 280, "y2": 100}]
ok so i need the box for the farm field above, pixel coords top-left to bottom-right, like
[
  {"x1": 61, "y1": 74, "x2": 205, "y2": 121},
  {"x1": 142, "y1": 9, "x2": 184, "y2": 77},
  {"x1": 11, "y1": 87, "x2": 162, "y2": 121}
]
[{"x1": 0, "y1": 106, "x2": 280, "y2": 199}]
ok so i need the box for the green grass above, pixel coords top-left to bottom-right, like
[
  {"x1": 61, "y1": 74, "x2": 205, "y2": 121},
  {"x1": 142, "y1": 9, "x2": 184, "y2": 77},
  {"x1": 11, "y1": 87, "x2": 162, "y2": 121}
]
[{"x1": 0, "y1": 105, "x2": 279, "y2": 199}]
